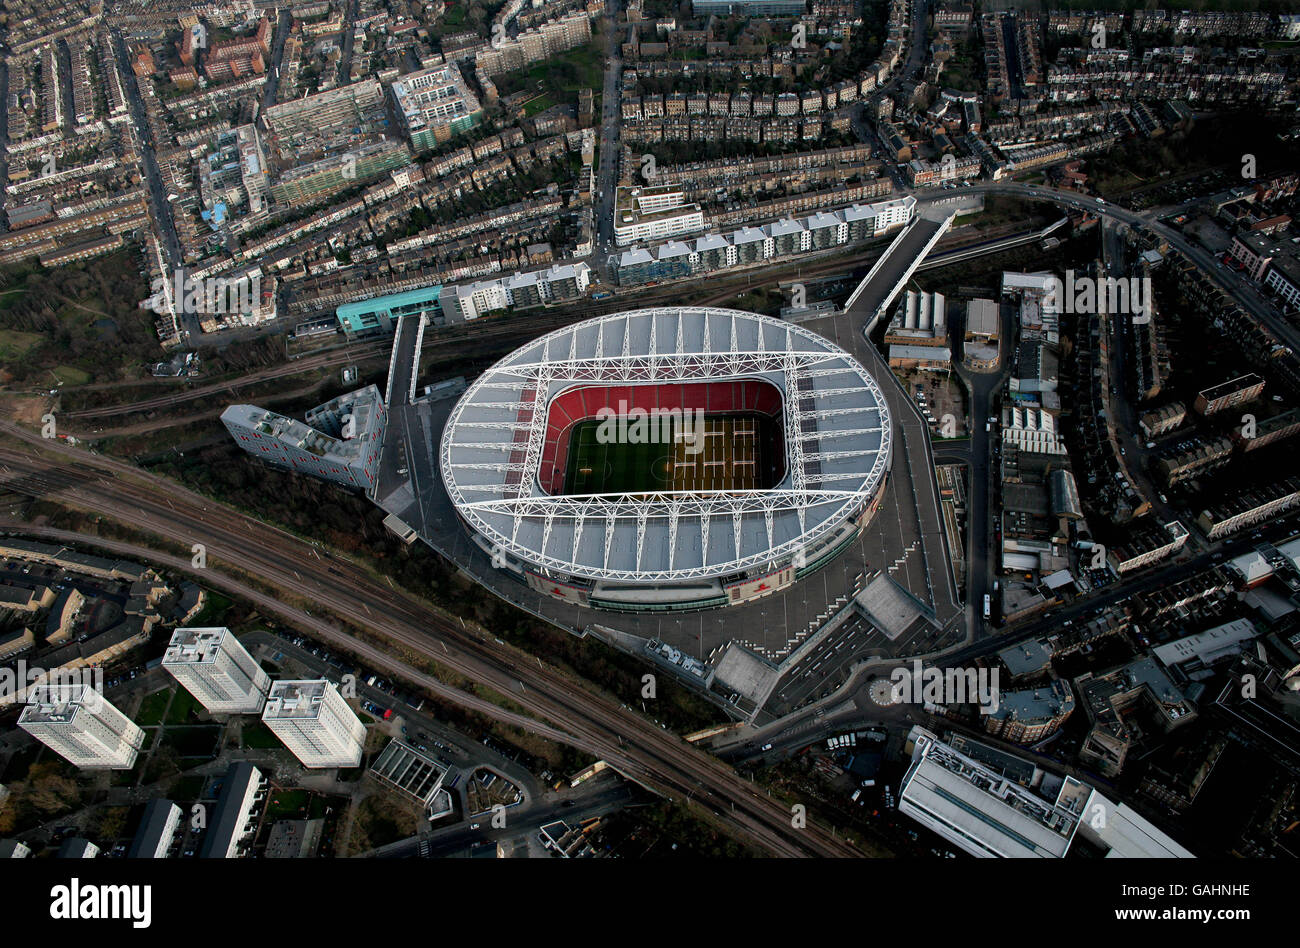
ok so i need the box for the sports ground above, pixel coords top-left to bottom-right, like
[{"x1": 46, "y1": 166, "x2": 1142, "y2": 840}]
[{"x1": 562, "y1": 413, "x2": 780, "y2": 495}]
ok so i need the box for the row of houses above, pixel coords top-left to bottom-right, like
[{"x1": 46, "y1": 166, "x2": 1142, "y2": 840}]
[{"x1": 613, "y1": 195, "x2": 916, "y2": 287}]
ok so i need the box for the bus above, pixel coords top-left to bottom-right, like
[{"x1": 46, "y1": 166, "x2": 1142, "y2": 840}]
[{"x1": 982, "y1": 594, "x2": 992, "y2": 620}]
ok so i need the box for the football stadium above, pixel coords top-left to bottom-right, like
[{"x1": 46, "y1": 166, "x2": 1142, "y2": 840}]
[{"x1": 439, "y1": 307, "x2": 893, "y2": 612}]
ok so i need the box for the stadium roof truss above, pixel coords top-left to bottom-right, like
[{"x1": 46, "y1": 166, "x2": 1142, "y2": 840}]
[{"x1": 439, "y1": 308, "x2": 893, "y2": 583}]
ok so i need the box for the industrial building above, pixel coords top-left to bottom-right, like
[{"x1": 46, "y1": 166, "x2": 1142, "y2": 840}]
[
  {"x1": 884, "y1": 290, "x2": 951, "y2": 369},
  {"x1": 370, "y1": 740, "x2": 452, "y2": 817}
]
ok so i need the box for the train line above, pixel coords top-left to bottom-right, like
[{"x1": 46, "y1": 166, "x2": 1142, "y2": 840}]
[{"x1": 0, "y1": 425, "x2": 863, "y2": 857}]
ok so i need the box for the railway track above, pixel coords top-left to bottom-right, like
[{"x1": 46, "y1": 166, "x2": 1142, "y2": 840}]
[{"x1": 0, "y1": 426, "x2": 864, "y2": 857}]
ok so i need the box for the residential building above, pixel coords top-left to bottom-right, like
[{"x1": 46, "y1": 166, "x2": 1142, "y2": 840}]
[
  {"x1": 163, "y1": 627, "x2": 271, "y2": 715},
  {"x1": 1196, "y1": 476, "x2": 1300, "y2": 540},
  {"x1": 262, "y1": 680, "x2": 366, "y2": 768},
  {"x1": 1108, "y1": 521, "x2": 1190, "y2": 574},
  {"x1": 0, "y1": 840, "x2": 31, "y2": 858},
  {"x1": 128, "y1": 800, "x2": 183, "y2": 858},
  {"x1": 613, "y1": 185, "x2": 703, "y2": 246},
  {"x1": 1153, "y1": 437, "x2": 1234, "y2": 486},
  {"x1": 222, "y1": 385, "x2": 387, "y2": 492},
  {"x1": 1076, "y1": 657, "x2": 1196, "y2": 776},
  {"x1": 1194, "y1": 373, "x2": 1265, "y2": 415},
  {"x1": 56, "y1": 838, "x2": 99, "y2": 859},
  {"x1": 1139, "y1": 402, "x2": 1185, "y2": 438},
  {"x1": 200, "y1": 762, "x2": 266, "y2": 858},
  {"x1": 18, "y1": 684, "x2": 145, "y2": 770},
  {"x1": 441, "y1": 262, "x2": 592, "y2": 320},
  {"x1": 390, "y1": 65, "x2": 484, "y2": 151},
  {"x1": 983, "y1": 680, "x2": 1075, "y2": 743}
]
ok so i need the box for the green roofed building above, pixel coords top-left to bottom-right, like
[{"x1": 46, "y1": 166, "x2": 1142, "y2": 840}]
[{"x1": 336, "y1": 284, "x2": 444, "y2": 335}]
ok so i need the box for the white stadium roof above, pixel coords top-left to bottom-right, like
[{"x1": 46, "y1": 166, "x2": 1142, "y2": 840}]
[{"x1": 439, "y1": 307, "x2": 892, "y2": 583}]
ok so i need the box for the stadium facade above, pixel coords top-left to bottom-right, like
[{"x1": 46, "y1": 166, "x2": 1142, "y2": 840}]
[{"x1": 440, "y1": 307, "x2": 893, "y2": 612}]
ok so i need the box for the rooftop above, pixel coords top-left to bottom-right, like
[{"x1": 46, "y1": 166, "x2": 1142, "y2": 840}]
[
  {"x1": 264, "y1": 680, "x2": 332, "y2": 719},
  {"x1": 439, "y1": 307, "x2": 892, "y2": 583}
]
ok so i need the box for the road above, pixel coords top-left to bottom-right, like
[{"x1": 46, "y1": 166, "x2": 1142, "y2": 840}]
[
  {"x1": 109, "y1": 28, "x2": 188, "y2": 335},
  {"x1": 593, "y1": 0, "x2": 624, "y2": 264},
  {"x1": 262, "y1": 9, "x2": 293, "y2": 112},
  {"x1": 373, "y1": 774, "x2": 638, "y2": 858},
  {"x1": 951, "y1": 302, "x2": 1017, "y2": 636},
  {"x1": 336, "y1": 0, "x2": 360, "y2": 88},
  {"x1": 0, "y1": 422, "x2": 865, "y2": 857}
]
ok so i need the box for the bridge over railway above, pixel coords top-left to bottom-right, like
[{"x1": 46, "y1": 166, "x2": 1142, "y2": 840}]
[{"x1": 843, "y1": 209, "x2": 956, "y2": 332}]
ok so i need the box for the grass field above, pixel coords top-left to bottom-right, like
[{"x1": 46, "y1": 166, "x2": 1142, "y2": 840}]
[
  {"x1": 563, "y1": 413, "x2": 778, "y2": 495},
  {"x1": 0, "y1": 328, "x2": 41, "y2": 360}
]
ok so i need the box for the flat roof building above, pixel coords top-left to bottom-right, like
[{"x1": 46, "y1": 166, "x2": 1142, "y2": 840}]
[
  {"x1": 370, "y1": 739, "x2": 451, "y2": 816},
  {"x1": 899, "y1": 727, "x2": 1192, "y2": 857},
  {"x1": 965, "y1": 298, "x2": 999, "y2": 340},
  {"x1": 1194, "y1": 373, "x2": 1265, "y2": 415},
  {"x1": 336, "y1": 284, "x2": 443, "y2": 336},
  {"x1": 163, "y1": 627, "x2": 271, "y2": 715},
  {"x1": 390, "y1": 65, "x2": 483, "y2": 151},
  {"x1": 1153, "y1": 619, "x2": 1257, "y2": 677},
  {"x1": 262, "y1": 680, "x2": 365, "y2": 769},
  {"x1": 222, "y1": 385, "x2": 387, "y2": 492},
  {"x1": 899, "y1": 727, "x2": 1080, "y2": 857},
  {"x1": 19, "y1": 684, "x2": 145, "y2": 770},
  {"x1": 613, "y1": 186, "x2": 704, "y2": 246}
]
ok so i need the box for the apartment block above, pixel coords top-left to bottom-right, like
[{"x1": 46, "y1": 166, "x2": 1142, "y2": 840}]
[
  {"x1": 1108, "y1": 521, "x2": 1190, "y2": 575},
  {"x1": 200, "y1": 762, "x2": 266, "y2": 857},
  {"x1": 262, "y1": 680, "x2": 366, "y2": 769},
  {"x1": 390, "y1": 65, "x2": 484, "y2": 151},
  {"x1": 18, "y1": 684, "x2": 145, "y2": 770},
  {"x1": 128, "y1": 799, "x2": 184, "y2": 858},
  {"x1": 613, "y1": 185, "x2": 703, "y2": 246},
  {"x1": 163, "y1": 627, "x2": 271, "y2": 715},
  {"x1": 222, "y1": 385, "x2": 387, "y2": 491}
]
